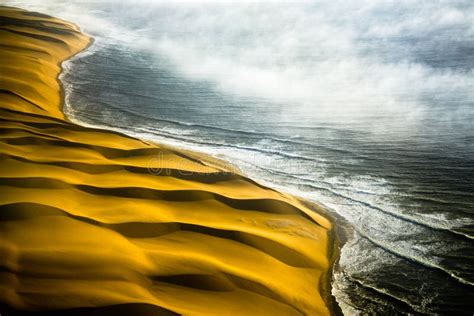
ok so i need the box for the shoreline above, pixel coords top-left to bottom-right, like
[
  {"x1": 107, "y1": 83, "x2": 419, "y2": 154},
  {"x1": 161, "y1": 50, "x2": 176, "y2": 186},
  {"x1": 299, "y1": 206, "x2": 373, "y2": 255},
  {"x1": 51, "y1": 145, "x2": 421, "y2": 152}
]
[
  {"x1": 61, "y1": 46, "x2": 343, "y2": 314},
  {"x1": 62, "y1": 53, "x2": 343, "y2": 315},
  {"x1": 0, "y1": 6, "x2": 340, "y2": 315}
]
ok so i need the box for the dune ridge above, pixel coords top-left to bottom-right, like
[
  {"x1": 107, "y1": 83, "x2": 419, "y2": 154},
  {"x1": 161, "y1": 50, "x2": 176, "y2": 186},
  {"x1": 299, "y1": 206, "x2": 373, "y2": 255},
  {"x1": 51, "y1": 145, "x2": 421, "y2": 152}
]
[{"x1": 0, "y1": 6, "x2": 337, "y2": 315}]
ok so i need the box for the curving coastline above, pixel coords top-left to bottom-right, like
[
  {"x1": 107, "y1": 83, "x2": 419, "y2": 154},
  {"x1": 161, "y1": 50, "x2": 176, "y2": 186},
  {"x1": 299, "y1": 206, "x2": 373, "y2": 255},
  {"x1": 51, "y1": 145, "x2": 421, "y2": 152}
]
[{"x1": 0, "y1": 6, "x2": 338, "y2": 316}]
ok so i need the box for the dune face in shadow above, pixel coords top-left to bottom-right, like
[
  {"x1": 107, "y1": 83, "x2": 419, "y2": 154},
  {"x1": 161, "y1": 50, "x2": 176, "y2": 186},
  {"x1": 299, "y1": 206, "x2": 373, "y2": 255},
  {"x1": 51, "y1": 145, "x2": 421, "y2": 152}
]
[{"x1": 0, "y1": 6, "x2": 337, "y2": 315}]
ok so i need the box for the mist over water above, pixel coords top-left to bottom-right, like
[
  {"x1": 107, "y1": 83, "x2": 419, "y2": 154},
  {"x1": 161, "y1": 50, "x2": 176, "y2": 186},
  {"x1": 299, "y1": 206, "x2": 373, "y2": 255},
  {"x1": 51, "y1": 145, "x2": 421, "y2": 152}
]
[{"x1": 7, "y1": 0, "x2": 474, "y2": 314}]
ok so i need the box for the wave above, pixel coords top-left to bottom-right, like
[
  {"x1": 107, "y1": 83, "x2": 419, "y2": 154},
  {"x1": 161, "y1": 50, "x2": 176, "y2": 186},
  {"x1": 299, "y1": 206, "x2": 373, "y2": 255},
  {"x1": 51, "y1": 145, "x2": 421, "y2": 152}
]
[
  {"x1": 68, "y1": 102, "x2": 474, "y2": 240},
  {"x1": 357, "y1": 229, "x2": 474, "y2": 287}
]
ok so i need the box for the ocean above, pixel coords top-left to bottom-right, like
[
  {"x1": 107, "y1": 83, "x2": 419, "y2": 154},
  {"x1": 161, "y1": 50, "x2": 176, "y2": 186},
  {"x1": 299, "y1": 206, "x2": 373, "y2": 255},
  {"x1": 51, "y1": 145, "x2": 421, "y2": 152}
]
[{"x1": 7, "y1": 1, "x2": 474, "y2": 314}]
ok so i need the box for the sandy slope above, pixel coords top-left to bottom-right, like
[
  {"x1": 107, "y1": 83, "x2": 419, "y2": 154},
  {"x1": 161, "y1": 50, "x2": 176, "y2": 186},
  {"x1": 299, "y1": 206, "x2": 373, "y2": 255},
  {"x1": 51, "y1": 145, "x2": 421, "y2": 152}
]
[{"x1": 0, "y1": 6, "x2": 337, "y2": 315}]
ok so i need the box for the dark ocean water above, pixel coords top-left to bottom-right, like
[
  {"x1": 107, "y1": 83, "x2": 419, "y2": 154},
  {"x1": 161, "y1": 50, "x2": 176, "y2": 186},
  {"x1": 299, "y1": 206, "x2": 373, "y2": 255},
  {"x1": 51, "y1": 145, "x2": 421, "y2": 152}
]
[{"x1": 9, "y1": 1, "x2": 474, "y2": 314}]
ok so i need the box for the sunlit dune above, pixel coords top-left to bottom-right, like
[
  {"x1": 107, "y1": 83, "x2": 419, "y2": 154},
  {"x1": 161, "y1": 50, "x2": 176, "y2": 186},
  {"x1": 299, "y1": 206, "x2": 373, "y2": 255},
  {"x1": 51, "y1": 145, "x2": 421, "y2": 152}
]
[{"x1": 0, "y1": 6, "x2": 337, "y2": 315}]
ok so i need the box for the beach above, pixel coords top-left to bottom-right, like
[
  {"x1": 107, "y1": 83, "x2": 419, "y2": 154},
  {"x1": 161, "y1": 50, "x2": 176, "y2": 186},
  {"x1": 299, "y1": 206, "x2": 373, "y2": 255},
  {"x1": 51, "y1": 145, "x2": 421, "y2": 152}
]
[{"x1": 0, "y1": 6, "x2": 338, "y2": 316}]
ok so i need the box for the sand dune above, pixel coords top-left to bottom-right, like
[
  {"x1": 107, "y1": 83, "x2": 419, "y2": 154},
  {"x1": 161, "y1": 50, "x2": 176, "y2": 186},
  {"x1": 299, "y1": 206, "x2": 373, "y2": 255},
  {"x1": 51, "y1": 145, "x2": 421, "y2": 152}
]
[{"x1": 0, "y1": 6, "x2": 337, "y2": 315}]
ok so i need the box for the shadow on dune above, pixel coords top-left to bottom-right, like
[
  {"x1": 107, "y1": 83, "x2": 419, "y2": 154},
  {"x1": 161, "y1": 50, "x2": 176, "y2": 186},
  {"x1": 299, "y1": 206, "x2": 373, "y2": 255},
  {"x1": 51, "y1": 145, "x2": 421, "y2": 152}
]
[{"x1": 0, "y1": 303, "x2": 180, "y2": 316}]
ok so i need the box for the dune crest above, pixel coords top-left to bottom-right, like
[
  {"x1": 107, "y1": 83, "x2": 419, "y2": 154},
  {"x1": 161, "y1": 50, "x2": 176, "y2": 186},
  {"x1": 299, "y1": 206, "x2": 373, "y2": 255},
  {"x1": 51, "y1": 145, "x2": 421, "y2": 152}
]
[{"x1": 0, "y1": 6, "x2": 337, "y2": 315}]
